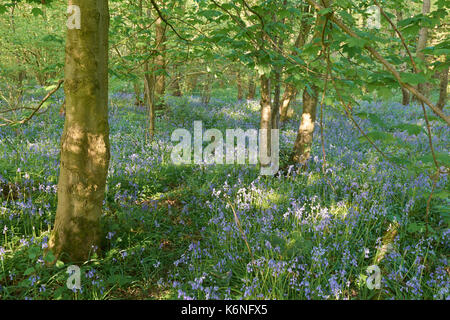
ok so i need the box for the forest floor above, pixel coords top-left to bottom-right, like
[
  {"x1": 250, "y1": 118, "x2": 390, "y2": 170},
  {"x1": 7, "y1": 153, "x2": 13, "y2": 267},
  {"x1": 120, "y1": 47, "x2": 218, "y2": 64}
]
[{"x1": 0, "y1": 90, "x2": 448, "y2": 299}]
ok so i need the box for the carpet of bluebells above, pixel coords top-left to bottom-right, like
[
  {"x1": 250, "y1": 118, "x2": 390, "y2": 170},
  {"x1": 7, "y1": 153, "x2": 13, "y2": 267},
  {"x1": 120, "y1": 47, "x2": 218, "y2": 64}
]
[{"x1": 0, "y1": 88, "x2": 448, "y2": 300}]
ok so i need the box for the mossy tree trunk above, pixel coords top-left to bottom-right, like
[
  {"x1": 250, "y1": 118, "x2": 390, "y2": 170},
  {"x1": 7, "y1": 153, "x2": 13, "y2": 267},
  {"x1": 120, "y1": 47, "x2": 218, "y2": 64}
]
[
  {"x1": 237, "y1": 70, "x2": 243, "y2": 101},
  {"x1": 280, "y1": 84, "x2": 297, "y2": 122},
  {"x1": 290, "y1": 86, "x2": 318, "y2": 164},
  {"x1": 437, "y1": 65, "x2": 448, "y2": 111},
  {"x1": 260, "y1": 74, "x2": 272, "y2": 158},
  {"x1": 396, "y1": 10, "x2": 410, "y2": 106},
  {"x1": 290, "y1": 1, "x2": 330, "y2": 165},
  {"x1": 201, "y1": 72, "x2": 212, "y2": 105},
  {"x1": 415, "y1": 0, "x2": 431, "y2": 100},
  {"x1": 49, "y1": 0, "x2": 110, "y2": 263},
  {"x1": 133, "y1": 80, "x2": 143, "y2": 106},
  {"x1": 272, "y1": 68, "x2": 282, "y2": 130},
  {"x1": 279, "y1": 5, "x2": 312, "y2": 123},
  {"x1": 154, "y1": 15, "x2": 166, "y2": 109},
  {"x1": 247, "y1": 72, "x2": 256, "y2": 100},
  {"x1": 171, "y1": 66, "x2": 183, "y2": 97},
  {"x1": 144, "y1": 61, "x2": 155, "y2": 142}
]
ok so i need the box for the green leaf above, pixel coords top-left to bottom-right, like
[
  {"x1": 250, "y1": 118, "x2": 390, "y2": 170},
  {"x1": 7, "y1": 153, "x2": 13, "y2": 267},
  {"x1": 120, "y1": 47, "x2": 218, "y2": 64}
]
[
  {"x1": 347, "y1": 37, "x2": 367, "y2": 49},
  {"x1": 44, "y1": 251, "x2": 56, "y2": 263},
  {"x1": 391, "y1": 124, "x2": 423, "y2": 135},
  {"x1": 24, "y1": 267, "x2": 35, "y2": 276},
  {"x1": 55, "y1": 260, "x2": 65, "y2": 268},
  {"x1": 400, "y1": 73, "x2": 428, "y2": 85},
  {"x1": 407, "y1": 222, "x2": 426, "y2": 233},
  {"x1": 318, "y1": 8, "x2": 333, "y2": 16},
  {"x1": 434, "y1": 190, "x2": 450, "y2": 200},
  {"x1": 435, "y1": 205, "x2": 450, "y2": 225},
  {"x1": 28, "y1": 247, "x2": 40, "y2": 260},
  {"x1": 31, "y1": 8, "x2": 43, "y2": 17},
  {"x1": 418, "y1": 152, "x2": 450, "y2": 167},
  {"x1": 358, "y1": 131, "x2": 398, "y2": 144}
]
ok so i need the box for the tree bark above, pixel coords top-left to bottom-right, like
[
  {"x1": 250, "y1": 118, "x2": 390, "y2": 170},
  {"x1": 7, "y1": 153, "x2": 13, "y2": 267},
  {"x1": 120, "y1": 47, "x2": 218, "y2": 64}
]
[
  {"x1": 237, "y1": 70, "x2": 243, "y2": 101},
  {"x1": 415, "y1": 0, "x2": 431, "y2": 99},
  {"x1": 279, "y1": 5, "x2": 313, "y2": 122},
  {"x1": 290, "y1": 86, "x2": 318, "y2": 165},
  {"x1": 290, "y1": 1, "x2": 330, "y2": 165},
  {"x1": 133, "y1": 80, "x2": 143, "y2": 106},
  {"x1": 260, "y1": 74, "x2": 272, "y2": 157},
  {"x1": 396, "y1": 9, "x2": 410, "y2": 106},
  {"x1": 272, "y1": 70, "x2": 281, "y2": 130},
  {"x1": 437, "y1": 65, "x2": 449, "y2": 111},
  {"x1": 154, "y1": 15, "x2": 166, "y2": 108},
  {"x1": 280, "y1": 84, "x2": 297, "y2": 121},
  {"x1": 201, "y1": 73, "x2": 212, "y2": 105},
  {"x1": 247, "y1": 72, "x2": 256, "y2": 100},
  {"x1": 49, "y1": 0, "x2": 110, "y2": 263},
  {"x1": 144, "y1": 62, "x2": 155, "y2": 142},
  {"x1": 172, "y1": 70, "x2": 183, "y2": 97}
]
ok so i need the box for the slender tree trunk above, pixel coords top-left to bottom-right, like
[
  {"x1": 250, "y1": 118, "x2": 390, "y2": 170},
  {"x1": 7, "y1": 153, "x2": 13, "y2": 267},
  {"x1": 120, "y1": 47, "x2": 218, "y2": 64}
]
[
  {"x1": 270, "y1": 0, "x2": 287, "y2": 130},
  {"x1": 49, "y1": 0, "x2": 110, "y2": 263},
  {"x1": 415, "y1": 0, "x2": 431, "y2": 99},
  {"x1": 437, "y1": 65, "x2": 449, "y2": 110},
  {"x1": 154, "y1": 16, "x2": 166, "y2": 108},
  {"x1": 188, "y1": 74, "x2": 199, "y2": 94},
  {"x1": 133, "y1": 80, "x2": 142, "y2": 106},
  {"x1": 201, "y1": 73, "x2": 212, "y2": 105},
  {"x1": 279, "y1": 5, "x2": 313, "y2": 122},
  {"x1": 237, "y1": 71, "x2": 243, "y2": 101},
  {"x1": 290, "y1": 86, "x2": 318, "y2": 164},
  {"x1": 260, "y1": 74, "x2": 272, "y2": 157},
  {"x1": 290, "y1": 1, "x2": 330, "y2": 165},
  {"x1": 247, "y1": 72, "x2": 256, "y2": 100},
  {"x1": 396, "y1": 10, "x2": 410, "y2": 106},
  {"x1": 401, "y1": 87, "x2": 411, "y2": 106},
  {"x1": 144, "y1": 62, "x2": 155, "y2": 142},
  {"x1": 172, "y1": 70, "x2": 182, "y2": 97},
  {"x1": 272, "y1": 71, "x2": 281, "y2": 129},
  {"x1": 280, "y1": 84, "x2": 297, "y2": 121}
]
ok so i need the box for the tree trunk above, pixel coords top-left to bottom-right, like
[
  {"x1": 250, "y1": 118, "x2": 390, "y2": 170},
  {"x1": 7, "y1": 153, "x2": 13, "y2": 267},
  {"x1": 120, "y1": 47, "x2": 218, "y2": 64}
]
[
  {"x1": 415, "y1": 0, "x2": 431, "y2": 99},
  {"x1": 173, "y1": 73, "x2": 182, "y2": 97},
  {"x1": 290, "y1": 1, "x2": 330, "y2": 165},
  {"x1": 201, "y1": 73, "x2": 212, "y2": 105},
  {"x1": 144, "y1": 62, "x2": 155, "y2": 142},
  {"x1": 271, "y1": 70, "x2": 281, "y2": 130},
  {"x1": 154, "y1": 16, "x2": 166, "y2": 108},
  {"x1": 280, "y1": 84, "x2": 297, "y2": 121},
  {"x1": 270, "y1": 0, "x2": 287, "y2": 130},
  {"x1": 437, "y1": 65, "x2": 449, "y2": 111},
  {"x1": 133, "y1": 80, "x2": 142, "y2": 106},
  {"x1": 279, "y1": 6, "x2": 313, "y2": 122},
  {"x1": 290, "y1": 86, "x2": 318, "y2": 165},
  {"x1": 188, "y1": 74, "x2": 199, "y2": 94},
  {"x1": 401, "y1": 87, "x2": 411, "y2": 106},
  {"x1": 49, "y1": 0, "x2": 110, "y2": 263},
  {"x1": 260, "y1": 74, "x2": 272, "y2": 158},
  {"x1": 247, "y1": 73, "x2": 256, "y2": 100},
  {"x1": 237, "y1": 71, "x2": 243, "y2": 101},
  {"x1": 396, "y1": 10, "x2": 410, "y2": 106}
]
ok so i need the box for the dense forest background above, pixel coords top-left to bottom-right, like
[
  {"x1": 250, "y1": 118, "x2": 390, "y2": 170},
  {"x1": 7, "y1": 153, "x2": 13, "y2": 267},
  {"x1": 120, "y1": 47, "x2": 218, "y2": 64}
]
[{"x1": 0, "y1": 0, "x2": 448, "y2": 300}]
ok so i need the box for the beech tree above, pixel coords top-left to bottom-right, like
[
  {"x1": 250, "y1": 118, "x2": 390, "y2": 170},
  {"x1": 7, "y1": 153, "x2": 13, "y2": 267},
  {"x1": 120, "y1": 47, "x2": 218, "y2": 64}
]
[{"x1": 49, "y1": 0, "x2": 110, "y2": 262}]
